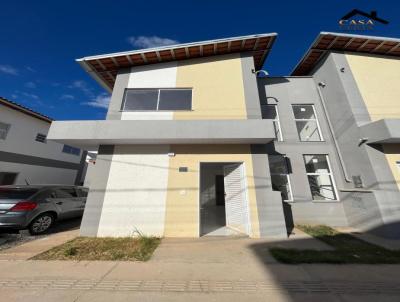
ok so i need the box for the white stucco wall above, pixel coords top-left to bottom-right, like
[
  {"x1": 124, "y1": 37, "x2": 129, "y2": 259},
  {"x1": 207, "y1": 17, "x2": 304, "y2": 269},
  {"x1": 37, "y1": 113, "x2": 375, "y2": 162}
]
[
  {"x1": 0, "y1": 105, "x2": 81, "y2": 163},
  {"x1": 96, "y1": 145, "x2": 170, "y2": 237},
  {"x1": 0, "y1": 161, "x2": 78, "y2": 185}
]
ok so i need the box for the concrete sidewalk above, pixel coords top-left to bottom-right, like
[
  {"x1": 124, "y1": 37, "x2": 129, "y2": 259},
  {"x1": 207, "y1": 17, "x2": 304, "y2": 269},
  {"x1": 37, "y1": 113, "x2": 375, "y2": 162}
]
[
  {"x1": 0, "y1": 234, "x2": 400, "y2": 301},
  {"x1": 0, "y1": 260, "x2": 399, "y2": 301}
]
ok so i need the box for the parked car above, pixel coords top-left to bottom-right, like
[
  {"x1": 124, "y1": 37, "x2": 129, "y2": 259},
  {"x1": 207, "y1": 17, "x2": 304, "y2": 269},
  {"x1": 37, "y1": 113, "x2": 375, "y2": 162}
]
[{"x1": 0, "y1": 185, "x2": 88, "y2": 235}]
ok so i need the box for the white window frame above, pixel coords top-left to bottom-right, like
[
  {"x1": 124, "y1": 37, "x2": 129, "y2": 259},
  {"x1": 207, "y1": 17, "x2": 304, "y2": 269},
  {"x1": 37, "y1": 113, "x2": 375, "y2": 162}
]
[
  {"x1": 122, "y1": 88, "x2": 192, "y2": 111},
  {"x1": 0, "y1": 121, "x2": 10, "y2": 140},
  {"x1": 292, "y1": 104, "x2": 324, "y2": 142},
  {"x1": 269, "y1": 155, "x2": 293, "y2": 201},
  {"x1": 262, "y1": 104, "x2": 283, "y2": 141},
  {"x1": 303, "y1": 154, "x2": 339, "y2": 201}
]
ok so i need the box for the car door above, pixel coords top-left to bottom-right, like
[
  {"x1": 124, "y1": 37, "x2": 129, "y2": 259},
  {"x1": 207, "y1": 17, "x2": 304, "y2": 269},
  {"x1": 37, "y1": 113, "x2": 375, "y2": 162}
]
[{"x1": 52, "y1": 187, "x2": 83, "y2": 219}]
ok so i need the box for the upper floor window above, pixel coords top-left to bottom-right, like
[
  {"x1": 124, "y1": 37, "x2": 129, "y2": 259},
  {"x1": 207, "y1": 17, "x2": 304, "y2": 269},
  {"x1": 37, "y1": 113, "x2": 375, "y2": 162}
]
[
  {"x1": 292, "y1": 105, "x2": 323, "y2": 142},
  {"x1": 304, "y1": 154, "x2": 338, "y2": 201},
  {"x1": 261, "y1": 104, "x2": 283, "y2": 141},
  {"x1": 0, "y1": 121, "x2": 10, "y2": 140},
  {"x1": 35, "y1": 133, "x2": 47, "y2": 143},
  {"x1": 62, "y1": 144, "x2": 80, "y2": 156},
  {"x1": 122, "y1": 88, "x2": 192, "y2": 111},
  {"x1": 269, "y1": 155, "x2": 293, "y2": 201}
]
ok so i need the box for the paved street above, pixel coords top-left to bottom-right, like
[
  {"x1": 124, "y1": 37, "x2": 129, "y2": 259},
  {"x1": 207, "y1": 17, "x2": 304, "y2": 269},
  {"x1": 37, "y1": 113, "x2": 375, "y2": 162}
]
[{"x1": 0, "y1": 235, "x2": 399, "y2": 301}]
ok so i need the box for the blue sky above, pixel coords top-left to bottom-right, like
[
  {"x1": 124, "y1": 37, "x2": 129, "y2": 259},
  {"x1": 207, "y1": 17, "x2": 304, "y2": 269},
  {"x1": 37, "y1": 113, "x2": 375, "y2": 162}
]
[{"x1": 0, "y1": 0, "x2": 399, "y2": 120}]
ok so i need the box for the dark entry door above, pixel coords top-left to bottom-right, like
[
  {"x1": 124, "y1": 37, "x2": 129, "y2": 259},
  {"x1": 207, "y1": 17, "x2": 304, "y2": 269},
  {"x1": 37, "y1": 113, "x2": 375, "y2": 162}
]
[{"x1": 215, "y1": 175, "x2": 225, "y2": 206}]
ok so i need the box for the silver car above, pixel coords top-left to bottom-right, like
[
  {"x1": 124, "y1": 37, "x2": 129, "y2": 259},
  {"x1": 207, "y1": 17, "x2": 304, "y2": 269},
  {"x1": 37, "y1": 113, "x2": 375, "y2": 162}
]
[{"x1": 0, "y1": 185, "x2": 88, "y2": 235}]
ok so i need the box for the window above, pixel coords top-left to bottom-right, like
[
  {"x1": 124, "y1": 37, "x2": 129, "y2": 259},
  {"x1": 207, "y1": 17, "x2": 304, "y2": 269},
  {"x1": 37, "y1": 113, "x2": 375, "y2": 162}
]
[
  {"x1": 303, "y1": 155, "x2": 338, "y2": 201},
  {"x1": 35, "y1": 133, "x2": 47, "y2": 143},
  {"x1": 122, "y1": 88, "x2": 192, "y2": 111},
  {"x1": 261, "y1": 104, "x2": 283, "y2": 141},
  {"x1": 0, "y1": 121, "x2": 10, "y2": 140},
  {"x1": 292, "y1": 105, "x2": 323, "y2": 141},
  {"x1": 77, "y1": 188, "x2": 88, "y2": 198},
  {"x1": 269, "y1": 155, "x2": 293, "y2": 201},
  {"x1": 0, "y1": 187, "x2": 38, "y2": 199},
  {"x1": 0, "y1": 172, "x2": 18, "y2": 185},
  {"x1": 62, "y1": 145, "x2": 80, "y2": 156},
  {"x1": 54, "y1": 188, "x2": 78, "y2": 198}
]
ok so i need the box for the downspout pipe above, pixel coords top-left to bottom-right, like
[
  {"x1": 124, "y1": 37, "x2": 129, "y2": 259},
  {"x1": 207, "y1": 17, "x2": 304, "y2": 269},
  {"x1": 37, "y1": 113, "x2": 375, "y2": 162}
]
[{"x1": 317, "y1": 82, "x2": 352, "y2": 183}]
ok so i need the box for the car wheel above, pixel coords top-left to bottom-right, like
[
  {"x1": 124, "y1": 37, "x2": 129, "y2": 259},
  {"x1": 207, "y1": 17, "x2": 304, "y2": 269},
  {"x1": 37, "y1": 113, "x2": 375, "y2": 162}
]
[{"x1": 29, "y1": 213, "x2": 54, "y2": 235}]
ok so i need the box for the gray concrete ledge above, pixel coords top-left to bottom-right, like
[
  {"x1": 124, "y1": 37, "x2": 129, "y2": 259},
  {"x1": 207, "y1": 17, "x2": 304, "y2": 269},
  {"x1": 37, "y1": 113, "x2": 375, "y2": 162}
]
[
  {"x1": 360, "y1": 119, "x2": 400, "y2": 143},
  {"x1": 48, "y1": 119, "x2": 275, "y2": 148}
]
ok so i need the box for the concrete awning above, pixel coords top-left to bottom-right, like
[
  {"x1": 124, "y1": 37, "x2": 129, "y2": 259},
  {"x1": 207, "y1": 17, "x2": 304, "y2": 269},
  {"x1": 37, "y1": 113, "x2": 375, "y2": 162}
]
[
  {"x1": 360, "y1": 119, "x2": 400, "y2": 143},
  {"x1": 48, "y1": 119, "x2": 275, "y2": 149}
]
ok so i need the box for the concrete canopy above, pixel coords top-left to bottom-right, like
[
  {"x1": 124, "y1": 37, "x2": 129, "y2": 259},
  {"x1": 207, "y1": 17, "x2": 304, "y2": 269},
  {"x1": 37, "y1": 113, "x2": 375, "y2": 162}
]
[{"x1": 47, "y1": 119, "x2": 276, "y2": 149}]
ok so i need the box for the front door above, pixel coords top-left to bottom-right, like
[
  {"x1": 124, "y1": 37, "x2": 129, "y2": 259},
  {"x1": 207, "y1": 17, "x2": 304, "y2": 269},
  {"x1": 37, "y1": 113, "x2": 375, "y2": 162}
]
[{"x1": 223, "y1": 163, "x2": 249, "y2": 234}]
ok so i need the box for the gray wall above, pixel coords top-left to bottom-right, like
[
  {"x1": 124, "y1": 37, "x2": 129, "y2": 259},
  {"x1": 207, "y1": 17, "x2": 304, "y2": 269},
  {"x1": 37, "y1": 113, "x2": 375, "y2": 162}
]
[
  {"x1": 80, "y1": 145, "x2": 114, "y2": 237},
  {"x1": 258, "y1": 76, "x2": 349, "y2": 226},
  {"x1": 311, "y1": 52, "x2": 400, "y2": 238},
  {"x1": 106, "y1": 69, "x2": 131, "y2": 120}
]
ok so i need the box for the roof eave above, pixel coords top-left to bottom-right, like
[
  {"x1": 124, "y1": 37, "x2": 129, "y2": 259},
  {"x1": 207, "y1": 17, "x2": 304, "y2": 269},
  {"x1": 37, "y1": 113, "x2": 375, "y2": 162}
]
[{"x1": 77, "y1": 60, "x2": 113, "y2": 93}]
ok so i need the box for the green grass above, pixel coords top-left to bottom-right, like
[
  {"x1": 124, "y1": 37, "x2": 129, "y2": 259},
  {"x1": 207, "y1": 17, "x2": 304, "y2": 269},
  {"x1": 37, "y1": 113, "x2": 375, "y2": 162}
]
[
  {"x1": 32, "y1": 236, "x2": 161, "y2": 261},
  {"x1": 270, "y1": 225, "x2": 400, "y2": 264}
]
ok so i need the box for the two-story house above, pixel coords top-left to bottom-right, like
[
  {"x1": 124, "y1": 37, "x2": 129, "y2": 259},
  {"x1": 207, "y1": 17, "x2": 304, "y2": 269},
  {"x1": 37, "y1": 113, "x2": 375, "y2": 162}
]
[
  {"x1": 48, "y1": 32, "x2": 400, "y2": 239},
  {"x1": 0, "y1": 97, "x2": 87, "y2": 185}
]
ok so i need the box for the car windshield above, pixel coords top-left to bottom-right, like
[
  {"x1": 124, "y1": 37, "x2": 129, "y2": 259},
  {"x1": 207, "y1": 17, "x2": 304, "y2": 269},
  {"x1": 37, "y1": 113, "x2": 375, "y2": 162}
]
[{"x1": 0, "y1": 188, "x2": 39, "y2": 199}]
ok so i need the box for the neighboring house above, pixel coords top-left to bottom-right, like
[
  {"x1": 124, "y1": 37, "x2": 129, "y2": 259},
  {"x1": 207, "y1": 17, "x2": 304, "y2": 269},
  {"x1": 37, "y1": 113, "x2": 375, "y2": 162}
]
[
  {"x1": 0, "y1": 97, "x2": 87, "y2": 185},
  {"x1": 48, "y1": 32, "x2": 400, "y2": 239}
]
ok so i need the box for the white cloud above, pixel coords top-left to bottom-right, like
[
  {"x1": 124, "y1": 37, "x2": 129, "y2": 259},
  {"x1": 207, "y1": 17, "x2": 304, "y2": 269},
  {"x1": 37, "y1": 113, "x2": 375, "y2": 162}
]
[
  {"x1": 82, "y1": 93, "x2": 110, "y2": 109},
  {"x1": 25, "y1": 81, "x2": 36, "y2": 88},
  {"x1": 60, "y1": 94, "x2": 75, "y2": 100},
  {"x1": 26, "y1": 66, "x2": 35, "y2": 72},
  {"x1": 68, "y1": 80, "x2": 94, "y2": 97},
  {"x1": 21, "y1": 92, "x2": 39, "y2": 99},
  {"x1": 127, "y1": 36, "x2": 179, "y2": 48},
  {"x1": 0, "y1": 65, "x2": 18, "y2": 75}
]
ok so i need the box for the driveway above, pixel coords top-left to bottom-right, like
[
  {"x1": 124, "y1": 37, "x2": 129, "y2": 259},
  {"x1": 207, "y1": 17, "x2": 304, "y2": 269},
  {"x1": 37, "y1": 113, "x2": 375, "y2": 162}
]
[{"x1": 0, "y1": 217, "x2": 81, "y2": 259}]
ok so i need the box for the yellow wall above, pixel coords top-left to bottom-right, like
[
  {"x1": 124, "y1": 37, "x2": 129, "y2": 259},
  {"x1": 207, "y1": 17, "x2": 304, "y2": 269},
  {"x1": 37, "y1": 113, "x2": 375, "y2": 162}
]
[
  {"x1": 346, "y1": 53, "x2": 400, "y2": 191},
  {"x1": 346, "y1": 53, "x2": 400, "y2": 121},
  {"x1": 174, "y1": 54, "x2": 248, "y2": 120},
  {"x1": 382, "y1": 144, "x2": 400, "y2": 190},
  {"x1": 163, "y1": 144, "x2": 260, "y2": 238}
]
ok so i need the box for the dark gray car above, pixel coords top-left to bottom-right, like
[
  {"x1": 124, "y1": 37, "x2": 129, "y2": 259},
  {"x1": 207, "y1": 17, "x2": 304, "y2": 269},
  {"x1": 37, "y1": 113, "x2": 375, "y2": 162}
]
[{"x1": 0, "y1": 185, "x2": 88, "y2": 235}]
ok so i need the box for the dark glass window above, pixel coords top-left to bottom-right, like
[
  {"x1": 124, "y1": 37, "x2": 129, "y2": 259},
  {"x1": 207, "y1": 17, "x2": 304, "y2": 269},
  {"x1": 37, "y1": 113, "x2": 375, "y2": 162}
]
[
  {"x1": 55, "y1": 188, "x2": 78, "y2": 198},
  {"x1": 62, "y1": 145, "x2": 80, "y2": 156},
  {"x1": 123, "y1": 89, "x2": 159, "y2": 110},
  {"x1": 0, "y1": 188, "x2": 38, "y2": 199},
  {"x1": 122, "y1": 89, "x2": 192, "y2": 111},
  {"x1": 0, "y1": 172, "x2": 18, "y2": 185},
  {"x1": 158, "y1": 89, "x2": 192, "y2": 110}
]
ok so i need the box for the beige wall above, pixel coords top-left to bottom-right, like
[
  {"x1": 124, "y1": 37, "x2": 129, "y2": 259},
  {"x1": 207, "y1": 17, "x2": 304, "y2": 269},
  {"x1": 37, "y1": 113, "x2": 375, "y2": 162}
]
[
  {"x1": 163, "y1": 144, "x2": 260, "y2": 238},
  {"x1": 174, "y1": 54, "x2": 248, "y2": 120},
  {"x1": 346, "y1": 53, "x2": 400, "y2": 121},
  {"x1": 382, "y1": 144, "x2": 400, "y2": 190},
  {"x1": 347, "y1": 53, "x2": 400, "y2": 191}
]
